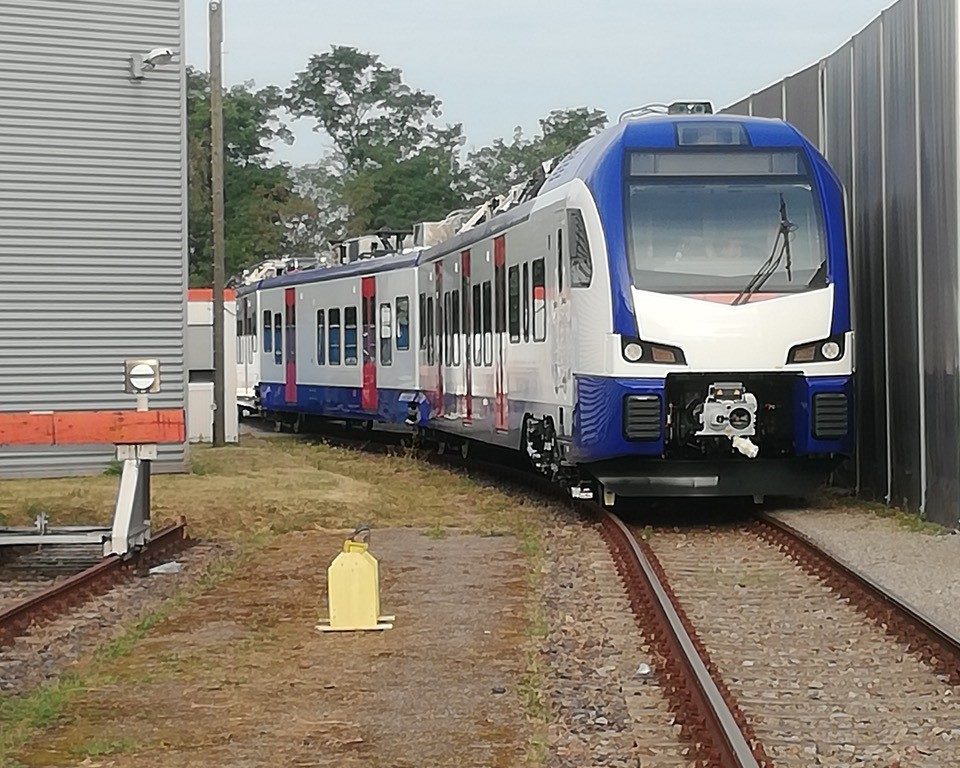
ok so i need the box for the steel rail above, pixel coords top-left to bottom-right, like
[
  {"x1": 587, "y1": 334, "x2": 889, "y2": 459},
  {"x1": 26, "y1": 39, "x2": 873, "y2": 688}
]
[
  {"x1": 0, "y1": 520, "x2": 187, "y2": 647},
  {"x1": 602, "y1": 511, "x2": 760, "y2": 768},
  {"x1": 757, "y1": 512, "x2": 960, "y2": 683}
]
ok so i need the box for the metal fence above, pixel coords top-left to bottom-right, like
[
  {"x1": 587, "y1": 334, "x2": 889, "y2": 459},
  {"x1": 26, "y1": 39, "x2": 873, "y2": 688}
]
[{"x1": 725, "y1": 0, "x2": 959, "y2": 525}]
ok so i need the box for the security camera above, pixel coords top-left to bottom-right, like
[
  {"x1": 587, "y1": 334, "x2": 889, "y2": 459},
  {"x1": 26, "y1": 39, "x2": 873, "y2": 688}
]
[
  {"x1": 130, "y1": 47, "x2": 176, "y2": 81},
  {"x1": 142, "y1": 47, "x2": 175, "y2": 68}
]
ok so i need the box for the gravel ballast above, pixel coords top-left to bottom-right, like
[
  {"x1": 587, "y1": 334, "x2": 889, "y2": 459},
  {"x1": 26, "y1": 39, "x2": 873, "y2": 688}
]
[{"x1": 772, "y1": 506, "x2": 960, "y2": 636}]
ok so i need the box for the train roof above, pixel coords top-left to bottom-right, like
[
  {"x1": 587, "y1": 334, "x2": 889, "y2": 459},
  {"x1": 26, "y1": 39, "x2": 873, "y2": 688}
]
[
  {"x1": 237, "y1": 250, "x2": 420, "y2": 295},
  {"x1": 540, "y1": 113, "x2": 809, "y2": 194}
]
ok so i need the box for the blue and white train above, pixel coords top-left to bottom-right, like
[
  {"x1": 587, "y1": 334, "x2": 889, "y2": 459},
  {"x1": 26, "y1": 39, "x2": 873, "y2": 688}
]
[{"x1": 237, "y1": 105, "x2": 854, "y2": 504}]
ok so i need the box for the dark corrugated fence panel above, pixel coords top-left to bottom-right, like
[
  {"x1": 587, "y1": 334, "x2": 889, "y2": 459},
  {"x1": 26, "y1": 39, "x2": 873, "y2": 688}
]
[
  {"x1": 751, "y1": 82, "x2": 783, "y2": 118},
  {"x1": 918, "y1": 0, "x2": 960, "y2": 525},
  {"x1": 852, "y1": 19, "x2": 889, "y2": 501},
  {"x1": 785, "y1": 63, "x2": 822, "y2": 148},
  {"x1": 882, "y1": 0, "x2": 923, "y2": 511},
  {"x1": 822, "y1": 44, "x2": 856, "y2": 489}
]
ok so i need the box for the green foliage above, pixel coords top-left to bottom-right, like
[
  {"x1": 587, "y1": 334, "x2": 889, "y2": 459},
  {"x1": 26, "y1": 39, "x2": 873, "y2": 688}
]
[
  {"x1": 287, "y1": 46, "x2": 448, "y2": 171},
  {"x1": 465, "y1": 107, "x2": 608, "y2": 201},
  {"x1": 186, "y1": 67, "x2": 314, "y2": 285},
  {"x1": 186, "y1": 47, "x2": 608, "y2": 279}
]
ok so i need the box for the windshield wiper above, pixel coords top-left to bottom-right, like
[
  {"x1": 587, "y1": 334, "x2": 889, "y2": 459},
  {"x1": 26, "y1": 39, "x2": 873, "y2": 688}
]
[{"x1": 731, "y1": 194, "x2": 797, "y2": 306}]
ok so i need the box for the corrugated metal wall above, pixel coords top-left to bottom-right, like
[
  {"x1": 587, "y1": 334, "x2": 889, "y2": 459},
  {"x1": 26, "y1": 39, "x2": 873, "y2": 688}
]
[
  {"x1": 0, "y1": 0, "x2": 187, "y2": 476},
  {"x1": 724, "y1": 0, "x2": 960, "y2": 525}
]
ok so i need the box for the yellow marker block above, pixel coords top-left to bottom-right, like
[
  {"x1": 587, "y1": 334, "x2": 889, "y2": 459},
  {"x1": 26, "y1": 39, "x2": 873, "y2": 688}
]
[{"x1": 317, "y1": 537, "x2": 394, "y2": 632}]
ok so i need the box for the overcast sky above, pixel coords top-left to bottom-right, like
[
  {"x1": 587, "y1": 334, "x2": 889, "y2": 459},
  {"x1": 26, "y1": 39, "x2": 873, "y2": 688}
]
[{"x1": 184, "y1": 0, "x2": 893, "y2": 166}]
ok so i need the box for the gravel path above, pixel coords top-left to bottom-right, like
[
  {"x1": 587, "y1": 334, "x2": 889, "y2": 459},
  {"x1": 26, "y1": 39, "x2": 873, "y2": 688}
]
[
  {"x1": 647, "y1": 525, "x2": 960, "y2": 766},
  {"x1": 540, "y1": 519, "x2": 695, "y2": 767},
  {"x1": 772, "y1": 506, "x2": 960, "y2": 636}
]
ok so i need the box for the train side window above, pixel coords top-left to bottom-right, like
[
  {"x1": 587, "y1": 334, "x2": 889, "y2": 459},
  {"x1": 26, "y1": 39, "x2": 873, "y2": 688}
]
[
  {"x1": 533, "y1": 258, "x2": 546, "y2": 342},
  {"x1": 451, "y1": 289, "x2": 461, "y2": 366},
  {"x1": 273, "y1": 312, "x2": 282, "y2": 364},
  {"x1": 329, "y1": 308, "x2": 341, "y2": 365},
  {"x1": 344, "y1": 306, "x2": 358, "y2": 365},
  {"x1": 522, "y1": 262, "x2": 530, "y2": 342},
  {"x1": 482, "y1": 280, "x2": 493, "y2": 366},
  {"x1": 263, "y1": 310, "x2": 272, "y2": 354},
  {"x1": 426, "y1": 295, "x2": 435, "y2": 365},
  {"x1": 557, "y1": 228, "x2": 564, "y2": 292},
  {"x1": 418, "y1": 293, "x2": 427, "y2": 350},
  {"x1": 568, "y1": 209, "x2": 593, "y2": 288},
  {"x1": 286, "y1": 304, "x2": 296, "y2": 363},
  {"x1": 443, "y1": 291, "x2": 451, "y2": 366},
  {"x1": 396, "y1": 296, "x2": 410, "y2": 350},
  {"x1": 507, "y1": 265, "x2": 520, "y2": 343},
  {"x1": 316, "y1": 309, "x2": 325, "y2": 365},
  {"x1": 472, "y1": 283, "x2": 482, "y2": 364},
  {"x1": 379, "y1": 303, "x2": 393, "y2": 366},
  {"x1": 495, "y1": 261, "x2": 506, "y2": 334},
  {"x1": 435, "y1": 292, "x2": 443, "y2": 365},
  {"x1": 236, "y1": 317, "x2": 243, "y2": 363}
]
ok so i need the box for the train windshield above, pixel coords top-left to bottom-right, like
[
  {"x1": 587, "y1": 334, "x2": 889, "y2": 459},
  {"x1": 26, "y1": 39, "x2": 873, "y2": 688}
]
[{"x1": 624, "y1": 150, "x2": 827, "y2": 295}]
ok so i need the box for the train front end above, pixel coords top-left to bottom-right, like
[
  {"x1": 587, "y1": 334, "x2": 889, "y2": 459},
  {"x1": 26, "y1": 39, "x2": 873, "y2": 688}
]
[{"x1": 575, "y1": 114, "x2": 853, "y2": 500}]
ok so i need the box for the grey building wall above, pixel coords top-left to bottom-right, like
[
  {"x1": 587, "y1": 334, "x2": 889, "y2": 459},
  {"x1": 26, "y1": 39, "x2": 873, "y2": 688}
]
[
  {"x1": 723, "y1": 0, "x2": 960, "y2": 525},
  {"x1": 0, "y1": 0, "x2": 187, "y2": 476}
]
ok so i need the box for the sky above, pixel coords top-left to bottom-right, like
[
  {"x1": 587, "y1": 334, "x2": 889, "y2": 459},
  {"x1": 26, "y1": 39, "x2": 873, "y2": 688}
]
[{"x1": 184, "y1": 0, "x2": 894, "y2": 166}]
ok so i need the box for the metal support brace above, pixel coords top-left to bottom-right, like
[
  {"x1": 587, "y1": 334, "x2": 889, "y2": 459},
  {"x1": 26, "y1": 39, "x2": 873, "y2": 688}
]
[{"x1": 108, "y1": 444, "x2": 155, "y2": 556}]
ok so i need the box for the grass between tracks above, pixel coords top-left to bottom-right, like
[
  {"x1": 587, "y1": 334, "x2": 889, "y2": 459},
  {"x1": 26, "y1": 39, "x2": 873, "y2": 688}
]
[
  {"x1": 0, "y1": 435, "x2": 543, "y2": 538},
  {"x1": 0, "y1": 434, "x2": 552, "y2": 766}
]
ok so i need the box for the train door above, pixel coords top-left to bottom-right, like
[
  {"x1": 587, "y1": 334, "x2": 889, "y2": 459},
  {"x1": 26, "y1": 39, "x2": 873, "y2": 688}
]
[
  {"x1": 493, "y1": 236, "x2": 508, "y2": 432},
  {"x1": 284, "y1": 287, "x2": 297, "y2": 404},
  {"x1": 361, "y1": 276, "x2": 378, "y2": 412},
  {"x1": 553, "y1": 211, "x2": 573, "y2": 408},
  {"x1": 434, "y1": 262, "x2": 444, "y2": 417},
  {"x1": 461, "y1": 250, "x2": 473, "y2": 425}
]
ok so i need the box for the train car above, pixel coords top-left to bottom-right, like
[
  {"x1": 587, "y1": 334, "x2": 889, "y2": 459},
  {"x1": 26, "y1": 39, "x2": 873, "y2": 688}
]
[
  {"x1": 236, "y1": 290, "x2": 261, "y2": 418},
  {"x1": 239, "y1": 252, "x2": 421, "y2": 430},
  {"x1": 245, "y1": 105, "x2": 854, "y2": 503}
]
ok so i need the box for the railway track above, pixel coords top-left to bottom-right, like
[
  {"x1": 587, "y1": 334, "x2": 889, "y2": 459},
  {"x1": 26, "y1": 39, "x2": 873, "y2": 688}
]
[
  {"x1": 256, "y1": 421, "x2": 960, "y2": 764},
  {"x1": 0, "y1": 521, "x2": 188, "y2": 648},
  {"x1": 601, "y1": 510, "x2": 960, "y2": 767}
]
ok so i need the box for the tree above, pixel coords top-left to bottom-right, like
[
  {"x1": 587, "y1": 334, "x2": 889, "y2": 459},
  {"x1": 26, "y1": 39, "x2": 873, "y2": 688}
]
[
  {"x1": 287, "y1": 46, "x2": 446, "y2": 171},
  {"x1": 187, "y1": 67, "x2": 314, "y2": 284},
  {"x1": 286, "y1": 46, "x2": 467, "y2": 238},
  {"x1": 465, "y1": 107, "x2": 608, "y2": 201}
]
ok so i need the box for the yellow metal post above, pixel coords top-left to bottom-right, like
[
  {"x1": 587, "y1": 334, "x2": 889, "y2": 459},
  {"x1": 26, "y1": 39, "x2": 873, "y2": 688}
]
[{"x1": 317, "y1": 531, "x2": 394, "y2": 632}]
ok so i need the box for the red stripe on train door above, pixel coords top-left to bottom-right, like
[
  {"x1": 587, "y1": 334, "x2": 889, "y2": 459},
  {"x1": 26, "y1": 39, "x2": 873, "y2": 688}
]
[
  {"x1": 361, "y1": 276, "x2": 378, "y2": 412},
  {"x1": 494, "y1": 236, "x2": 508, "y2": 432},
  {"x1": 284, "y1": 287, "x2": 297, "y2": 404}
]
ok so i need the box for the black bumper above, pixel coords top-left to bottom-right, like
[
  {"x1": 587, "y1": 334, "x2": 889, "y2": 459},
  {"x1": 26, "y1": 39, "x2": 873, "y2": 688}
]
[{"x1": 588, "y1": 457, "x2": 842, "y2": 498}]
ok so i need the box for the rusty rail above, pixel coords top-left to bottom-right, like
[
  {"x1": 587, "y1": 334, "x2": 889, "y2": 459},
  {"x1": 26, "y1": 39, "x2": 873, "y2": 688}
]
[
  {"x1": 0, "y1": 520, "x2": 188, "y2": 647},
  {"x1": 757, "y1": 513, "x2": 960, "y2": 684},
  {"x1": 599, "y1": 511, "x2": 765, "y2": 768}
]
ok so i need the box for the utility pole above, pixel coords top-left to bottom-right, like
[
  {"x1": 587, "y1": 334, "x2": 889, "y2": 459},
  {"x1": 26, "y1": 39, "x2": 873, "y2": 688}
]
[{"x1": 209, "y1": 0, "x2": 226, "y2": 446}]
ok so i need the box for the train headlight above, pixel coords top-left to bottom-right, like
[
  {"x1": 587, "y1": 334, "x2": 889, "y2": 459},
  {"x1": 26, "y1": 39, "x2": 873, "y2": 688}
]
[
  {"x1": 787, "y1": 336, "x2": 845, "y2": 364},
  {"x1": 821, "y1": 341, "x2": 841, "y2": 361},
  {"x1": 623, "y1": 342, "x2": 644, "y2": 362},
  {"x1": 621, "y1": 338, "x2": 686, "y2": 365}
]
